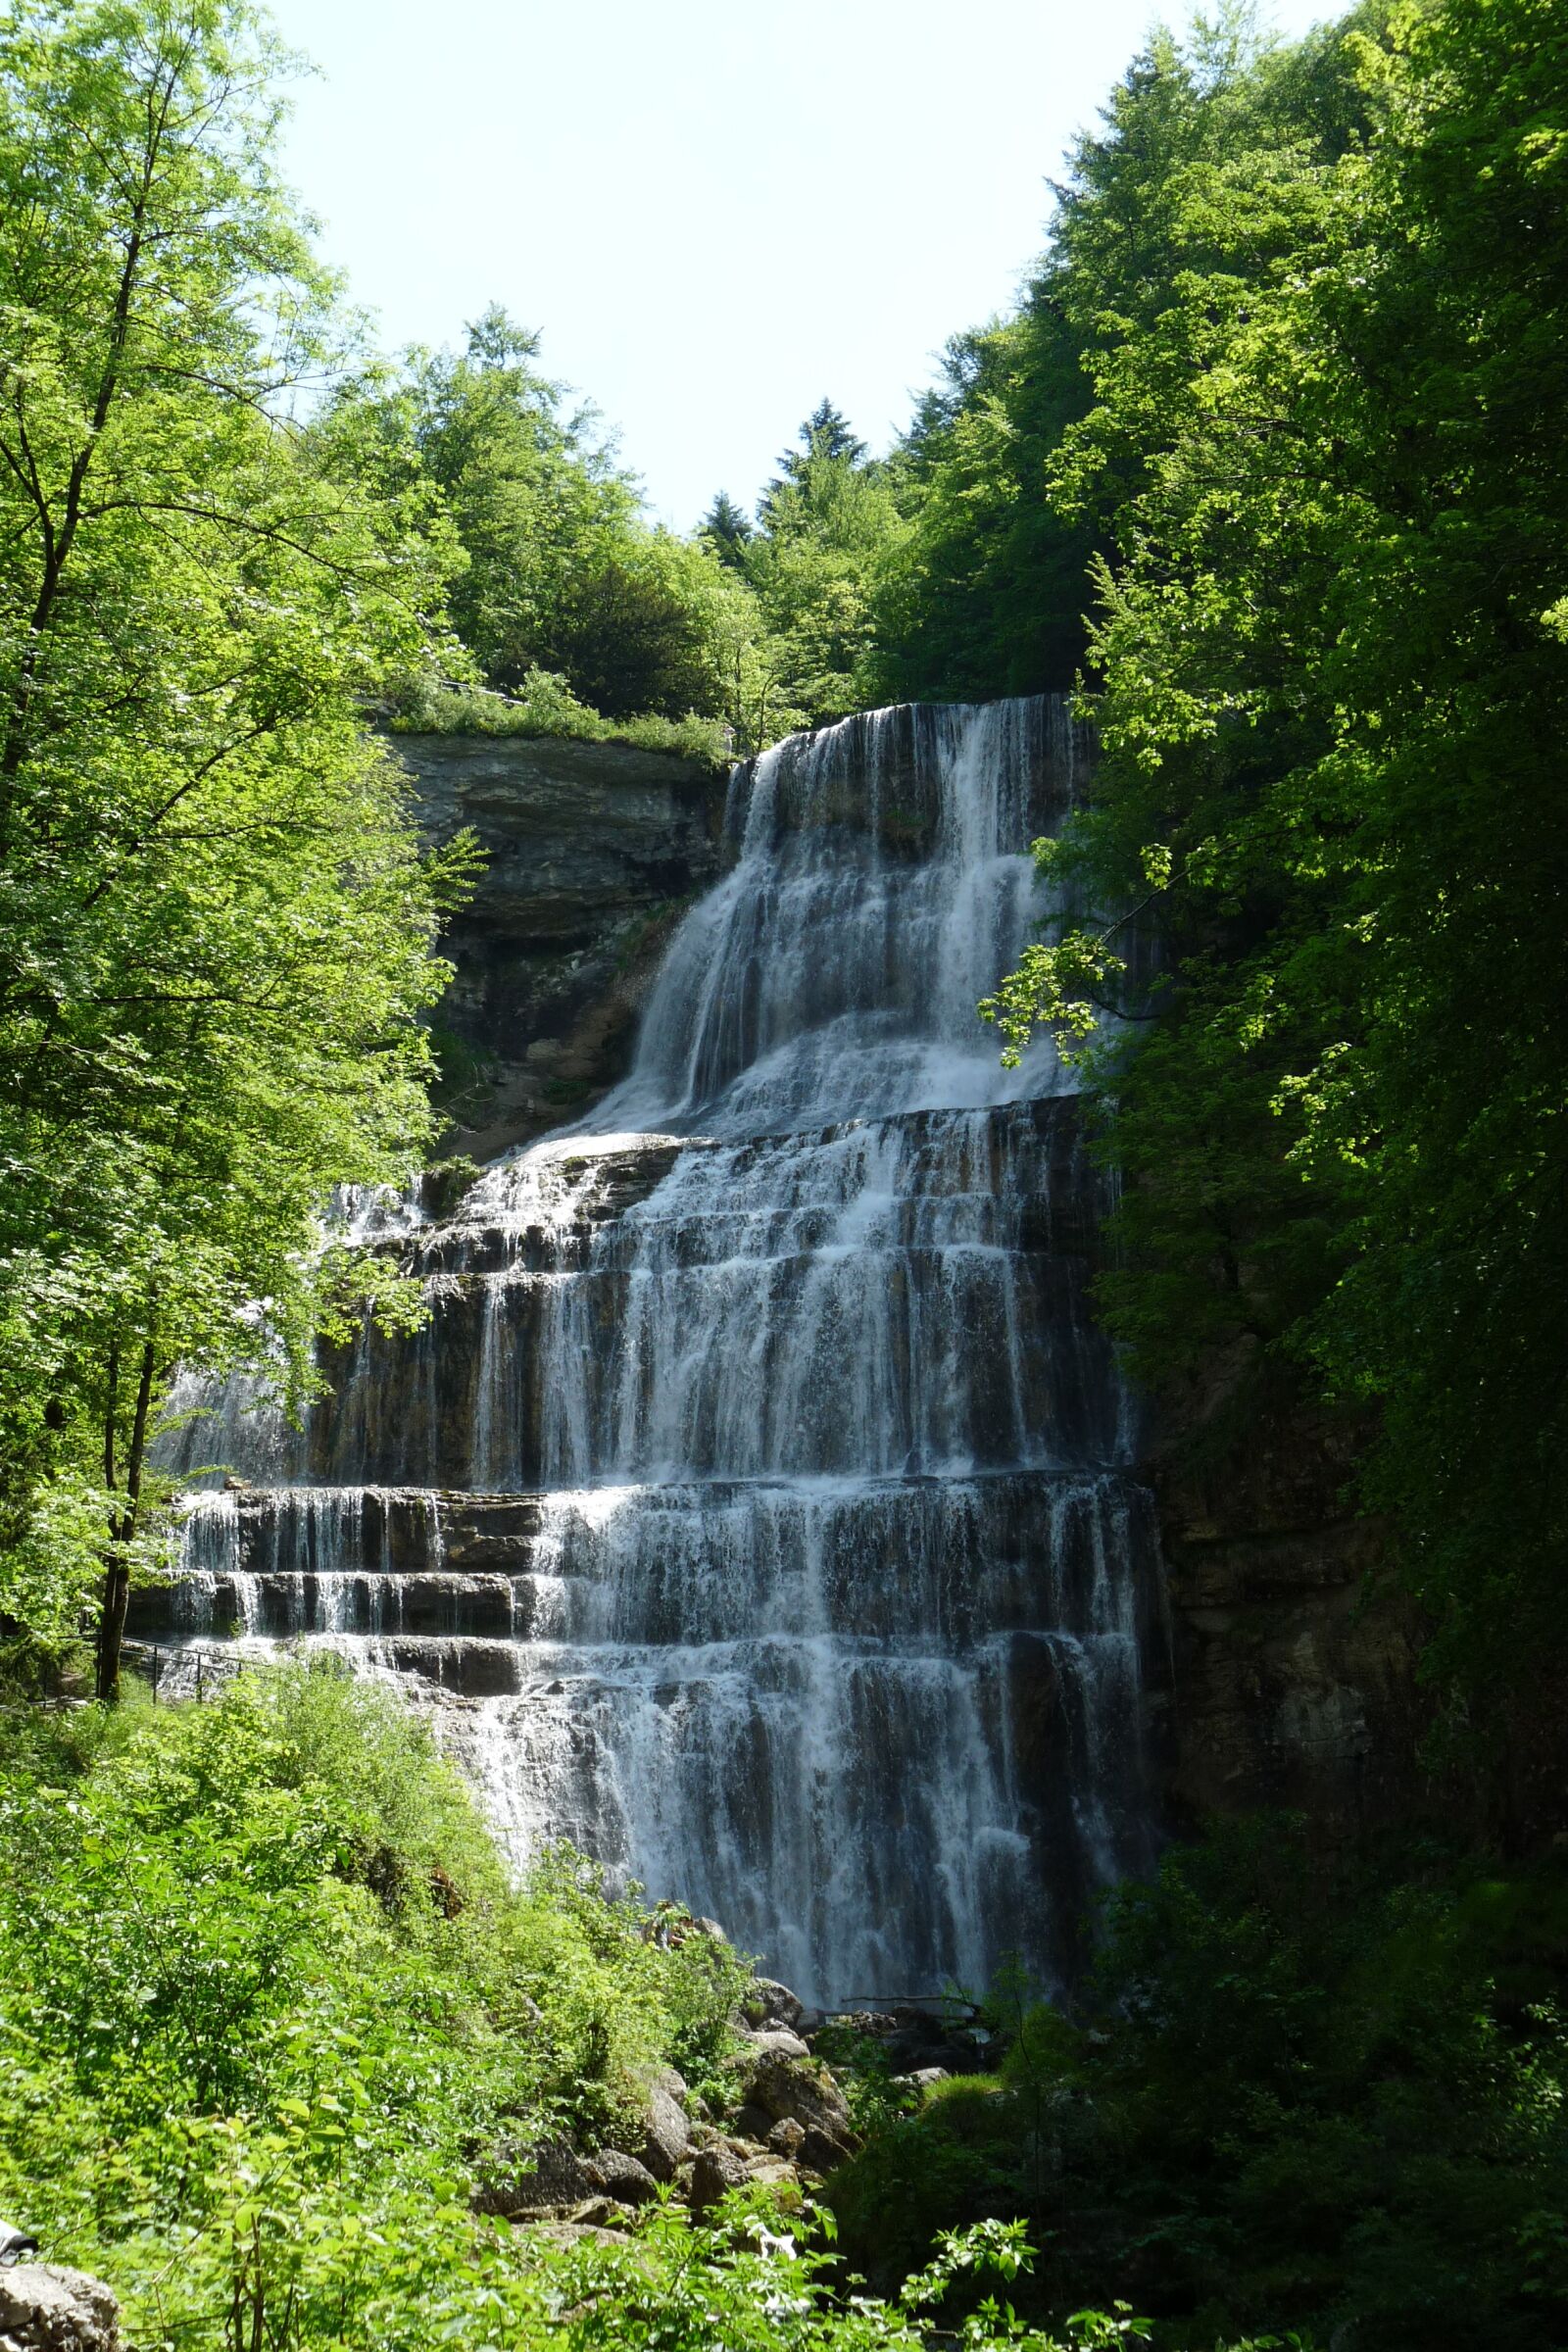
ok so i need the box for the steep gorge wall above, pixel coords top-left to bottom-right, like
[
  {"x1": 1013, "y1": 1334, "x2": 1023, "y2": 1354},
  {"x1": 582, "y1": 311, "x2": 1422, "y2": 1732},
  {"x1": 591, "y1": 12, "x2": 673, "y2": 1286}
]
[
  {"x1": 1146, "y1": 1347, "x2": 1427, "y2": 1837},
  {"x1": 397, "y1": 733, "x2": 728, "y2": 1159}
]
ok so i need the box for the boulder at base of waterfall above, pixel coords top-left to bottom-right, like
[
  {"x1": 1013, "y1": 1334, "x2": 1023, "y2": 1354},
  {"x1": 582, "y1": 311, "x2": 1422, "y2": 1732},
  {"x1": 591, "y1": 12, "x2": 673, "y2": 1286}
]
[
  {"x1": 740, "y1": 2156, "x2": 806, "y2": 2204},
  {"x1": 740, "y1": 2026, "x2": 811, "y2": 2062},
  {"x1": 525, "y1": 2219, "x2": 631, "y2": 2251},
  {"x1": 742, "y1": 1979, "x2": 807, "y2": 2034},
  {"x1": 584, "y1": 2150, "x2": 659, "y2": 2207},
  {"x1": 0, "y1": 2267, "x2": 120, "y2": 2352},
  {"x1": 472, "y1": 2137, "x2": 598, "y2": 2216},
  {"x1": 766, "y1": 2116, "x2": 807, "y2": 2160},
  {"x1": 687, "y1": 2143, "x2": 750, "y2": 2216},
  {"x1": 636, "y1": 2070, "x2": 691, "y2": 2181},
  {"x1": 742, "y1": 2051, "x2": 861, "y2": 2165},
  {"x1": 567, "y1": 2197, "x2": 638, "y2": 2230}
]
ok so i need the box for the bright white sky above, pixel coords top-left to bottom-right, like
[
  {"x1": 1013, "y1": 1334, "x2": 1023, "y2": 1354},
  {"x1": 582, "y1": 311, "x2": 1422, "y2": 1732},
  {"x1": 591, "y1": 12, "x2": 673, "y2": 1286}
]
[{"x1": 267, "y1": 0, "x2": 1337, "y2": 530}]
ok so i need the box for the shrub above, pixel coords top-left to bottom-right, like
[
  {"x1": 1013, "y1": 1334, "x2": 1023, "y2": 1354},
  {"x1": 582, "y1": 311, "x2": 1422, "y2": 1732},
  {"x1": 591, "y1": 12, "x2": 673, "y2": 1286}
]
[
  {"x1": 389, "y1": 669, "x2": 730, "y2": 766},
  {"x1": 0, "y1": 1666, "x2": 1204, "y2": 2351},
  {"x1": 825, "y1": 1819, "x2": 1568, "y2": 2351}
]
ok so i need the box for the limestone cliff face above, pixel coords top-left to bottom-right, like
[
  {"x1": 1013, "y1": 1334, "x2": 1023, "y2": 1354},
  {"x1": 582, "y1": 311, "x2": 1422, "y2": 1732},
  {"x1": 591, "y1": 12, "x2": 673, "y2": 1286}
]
[
  {"x1": 1141, "y1": 1342, "x2": 1427, "y2": 1838},
  {"x1": 396, "y1": 733, "x2": 728, "y2": 1158}
]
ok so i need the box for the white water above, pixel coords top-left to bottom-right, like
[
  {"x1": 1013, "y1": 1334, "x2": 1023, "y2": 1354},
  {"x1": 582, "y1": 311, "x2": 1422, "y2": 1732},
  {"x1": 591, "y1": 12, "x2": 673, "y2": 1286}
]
[{"x1": 151, "y1": 700, "x2": 1162, "y2": 2002}]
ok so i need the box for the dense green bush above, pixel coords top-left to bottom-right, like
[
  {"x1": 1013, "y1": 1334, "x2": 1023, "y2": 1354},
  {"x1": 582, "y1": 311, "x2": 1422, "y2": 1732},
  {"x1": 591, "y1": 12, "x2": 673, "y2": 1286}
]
[
  {"x1": 827, "y1": 1821, "x2": 1568, "y2": 2351},
  {"x1": 0, "y1": 1666, "x2": 730, "y2": 2342},
  {"x1": 391, "y1": 669, "x2": 729, "y2": 765},
  {"x1": 0, "y1": 1666, "x2": 1198, "y2": 2352}
]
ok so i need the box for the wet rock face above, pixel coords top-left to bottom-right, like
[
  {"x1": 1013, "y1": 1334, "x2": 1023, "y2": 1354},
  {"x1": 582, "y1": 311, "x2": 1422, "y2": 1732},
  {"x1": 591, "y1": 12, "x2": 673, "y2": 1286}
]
[
  {"x1": 397, "y1": 733, "x2": 727, "y2": 1158},
  {"x1": 180, "y1": 1103, "x2": 1125, "y2": 1496}
]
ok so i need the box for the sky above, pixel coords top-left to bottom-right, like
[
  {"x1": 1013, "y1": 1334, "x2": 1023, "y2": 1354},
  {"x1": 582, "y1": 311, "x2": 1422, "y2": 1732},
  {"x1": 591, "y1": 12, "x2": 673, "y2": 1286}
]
[{"x1": 266, "y1": 0, "x2": 1337, "y2": 531}]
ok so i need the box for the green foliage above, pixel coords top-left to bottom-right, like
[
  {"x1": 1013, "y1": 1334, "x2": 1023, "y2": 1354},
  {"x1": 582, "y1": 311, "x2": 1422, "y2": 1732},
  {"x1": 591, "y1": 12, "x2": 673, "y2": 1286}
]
[
  {"x1": 0, "y1": 0, "x2": 476, "y2": 1679},
  {"x1": 0, "y1": 1665, "x2": 1163, "y2": 2352},
  {"x1": 394, "y1": 669, "x2": 729, "y2": 765},
  {"x1": 866, "y1": 312, "x2": 1094, "y2": 704},
  {"x1": 346, "y1": 307, "x2": 787, "y2": 750},
  {"x1": 829, "y1": 1821, "x2": 1568, "y2": 2351},
  {"x1": 829, "y1": 2078, "x2": 1021, "y2": 2297},
  {"x1": 980, "y1": 0, "x2": 1568, "y2": 1722},
  {"x1": 702, "y1": 402, "x2": 908, "y2": 733},
  {"x1": 810, "y1": 2024, "x2": 922, "y2": 2138},
  {"x1": 1067, "y1": 1823, "x2": 1568, "y2": 2350},
  {"x1": 358, "y1": 304, "x2": 641, "y2": 703},
  {"x1": 700, "y1": 489, "x2": 756, "y2": 565}
]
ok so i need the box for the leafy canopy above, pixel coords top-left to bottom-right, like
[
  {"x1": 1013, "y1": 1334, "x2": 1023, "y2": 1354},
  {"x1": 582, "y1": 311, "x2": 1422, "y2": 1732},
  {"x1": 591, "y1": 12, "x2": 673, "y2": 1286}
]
[{"x1": 0, "y1": 0, "x2": 475, "y2": 1673}]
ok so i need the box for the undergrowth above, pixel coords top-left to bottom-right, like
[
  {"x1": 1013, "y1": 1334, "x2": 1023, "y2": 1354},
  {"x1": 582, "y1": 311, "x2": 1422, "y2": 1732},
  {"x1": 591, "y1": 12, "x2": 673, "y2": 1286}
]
[
  {"x1": 0, "y1": 1664, "x2": 1267, "y2": 2352},
  {"x1": 826, "y1": 1820, "x2": 1568, "y2": 2351}
]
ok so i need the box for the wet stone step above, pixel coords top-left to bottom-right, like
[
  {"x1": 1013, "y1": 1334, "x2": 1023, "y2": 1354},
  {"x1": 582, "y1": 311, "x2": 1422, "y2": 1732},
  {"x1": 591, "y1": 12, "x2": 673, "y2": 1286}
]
[
  {"x1": 144, "y1": 1473, "x2": 1163, "y2": 1656},
  {"x1": 301, "y1": 1250, "x2": 1122, "y2": 1491},
  {"x1": 168, "y1": 1488, "x2": 550, "y2": 1577},
  {"x1": 367, "y1": 1139, "x2": 709, "y2": 1274},
  {"x1": 349, "y1": 1106, "x2": 1100, "y2": 1278},
  {"x1": 137, "y1": 1622, "x2": 1144, "y2": 1711},
  {"x1": 127, "y1": 1571, "x2": 519, "y2": 1642}
]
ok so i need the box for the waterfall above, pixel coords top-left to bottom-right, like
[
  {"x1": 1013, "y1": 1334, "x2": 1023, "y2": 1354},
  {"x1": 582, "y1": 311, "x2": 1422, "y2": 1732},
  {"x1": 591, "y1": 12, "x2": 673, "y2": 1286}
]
[{"x1": 147, "y1": 698, "x2": 1164, "y2": 2004}]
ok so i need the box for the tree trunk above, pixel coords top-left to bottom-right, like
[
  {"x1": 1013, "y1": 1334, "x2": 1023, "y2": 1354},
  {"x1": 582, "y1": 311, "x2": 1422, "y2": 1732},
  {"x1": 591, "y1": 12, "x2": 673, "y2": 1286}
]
[{"x1": 95, "y1": 1338, "x2": 157, "y2": 1703}]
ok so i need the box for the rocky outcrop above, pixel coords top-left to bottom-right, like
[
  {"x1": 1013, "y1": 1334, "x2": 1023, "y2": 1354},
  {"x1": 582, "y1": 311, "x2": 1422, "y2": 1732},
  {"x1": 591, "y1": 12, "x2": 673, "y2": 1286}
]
[
  {"x1": 582, "y1": 2150, "x2": 659, "y2": 2207},
  {"x1": 395, "y1": 732, "x2": 727, "y2": 1157},
  {"x1": 1143, "y1": 1342, "x2": 1427, "y2": 1836},
  {"x1": 637, "y1": 2072, "x2": 691, "y2": 2182},
  {"x1": 473, "y1": 1972, "x2": 868, "y2": 2234},
  {"x1": 0, "y1": 2269, "x2": 119, "y2": 2352},
  {"x1": 685, "y1": 2144, "x2": 751, "y2": 2217},
  {"x1": 742, "y1": 1980, "x2": 807, "y2": 2034},
  {"x1": 472, "y1": 2137, "x2": 600, "y2": 2217},
  {"x1": 732, "y1": 2049, "x2": 861, "y2": 2172}
]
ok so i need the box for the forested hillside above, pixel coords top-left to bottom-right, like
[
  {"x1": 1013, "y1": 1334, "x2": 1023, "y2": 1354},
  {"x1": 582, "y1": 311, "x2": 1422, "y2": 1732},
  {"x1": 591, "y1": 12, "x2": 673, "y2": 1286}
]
[
  {"x1": 2, "y1": 0, "x2": 1565, "y2": 2348},
  {"x1": 950, "y1": 0, "x2": 1566, "y2": 1755}
]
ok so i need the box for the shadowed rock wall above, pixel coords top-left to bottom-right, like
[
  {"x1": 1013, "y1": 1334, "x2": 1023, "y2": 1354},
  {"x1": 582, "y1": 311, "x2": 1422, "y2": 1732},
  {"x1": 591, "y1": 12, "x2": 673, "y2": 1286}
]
[
  {"x1": 397, "y1": 733, "x2": 728, "y2": 1158},
  {"x1": 1141, "y1": 1343, "x2": 1427, "y2": 1838}
]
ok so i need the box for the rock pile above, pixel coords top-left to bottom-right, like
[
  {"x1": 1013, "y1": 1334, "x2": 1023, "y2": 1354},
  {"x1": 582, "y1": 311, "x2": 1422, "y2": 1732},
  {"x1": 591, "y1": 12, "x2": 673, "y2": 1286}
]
[
  {"x1": 0, "y1": 2268, "x2": 120, "y2": 2352},
  {"x1": 476, "y1": 1971, "x2": 873, "y2": 2239}
]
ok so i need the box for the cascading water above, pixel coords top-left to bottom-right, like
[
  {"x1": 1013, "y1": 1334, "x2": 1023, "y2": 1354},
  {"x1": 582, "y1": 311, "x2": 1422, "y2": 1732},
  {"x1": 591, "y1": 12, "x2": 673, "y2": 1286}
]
[{"x1": 148, "y1": 698, "x2": 1164, "y2": 2004}]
